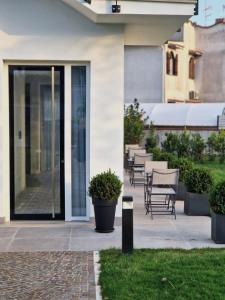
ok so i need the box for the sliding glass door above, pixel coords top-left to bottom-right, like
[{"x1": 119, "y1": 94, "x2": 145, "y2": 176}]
[{"x1": 9, "y1": 66, "x2": 64, "y2": 220}]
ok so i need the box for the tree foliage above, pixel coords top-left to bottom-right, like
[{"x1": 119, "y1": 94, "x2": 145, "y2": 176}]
[
  {"x1": 124, "y1": 99, "x2": 148, "y2": 145},
  {"x1": 145, "y1": 122, "x2": 158, "y2": 151}
]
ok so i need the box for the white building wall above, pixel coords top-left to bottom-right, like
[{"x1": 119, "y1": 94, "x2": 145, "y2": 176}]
[
  {"x1": 124, "y1": 46, "x2": 163, "y2": 103},
  {"x1": 0, "y1": 0, "x2": 124, "y2": 220}
]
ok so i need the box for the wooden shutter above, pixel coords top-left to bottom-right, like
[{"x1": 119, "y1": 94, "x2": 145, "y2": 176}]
[
  {"x1": 166, "y1": 52, "x2": 170, "y2": 75},
  {"x1": 174, "y1": 54, "x2": 178, "y2": 76},
  {"x1": 189, "y1": 57, "x2": 195, "y2": 79}
]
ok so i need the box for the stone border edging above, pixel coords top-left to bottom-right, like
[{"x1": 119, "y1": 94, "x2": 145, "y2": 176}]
[{"x1": 94, "y1": 251, "x2": 102, "y2": 300}]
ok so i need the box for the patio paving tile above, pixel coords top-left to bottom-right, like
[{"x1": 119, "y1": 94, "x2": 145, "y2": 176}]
[
  {"x1": 16, "y1": 226, "x2": 71, "y2": 239},
  {"x1": 0, "y1": 239, "x2": 12, "y2": 251},
  {"x1": 69, "y1": 237, "x2": 120, "y2": 251},
  {"x1": 8, "y1": 237, "x2": 69, "y2": 252},
  {"x1": 0, "y1": 227, "x2": 17, "y2": 238}
]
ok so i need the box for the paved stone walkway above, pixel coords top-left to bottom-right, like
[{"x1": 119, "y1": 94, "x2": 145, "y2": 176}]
[{"x1": 0, "y1": 251, "x2": 96, "y2": 300}]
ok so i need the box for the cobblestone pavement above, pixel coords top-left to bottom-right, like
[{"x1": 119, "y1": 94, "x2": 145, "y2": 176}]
[{"x1": 0, "y1": 251, "x2": 96, "y2": 300}]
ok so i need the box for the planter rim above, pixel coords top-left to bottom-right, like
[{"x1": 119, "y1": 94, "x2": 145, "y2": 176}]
[
  {"x1": 211, "y1": 211, "x2": 225, "y2": 217},
  {"x1": 92, "y1": 198, "x2": 118, "y2": 206},
  {"x1": 187, "y1": 192, "x2": 208, "y2": 196}
]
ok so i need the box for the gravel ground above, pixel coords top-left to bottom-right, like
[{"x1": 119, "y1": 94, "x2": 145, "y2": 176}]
[{"x1": 0, "y1": 251, "x2": 96, "y2": 300}]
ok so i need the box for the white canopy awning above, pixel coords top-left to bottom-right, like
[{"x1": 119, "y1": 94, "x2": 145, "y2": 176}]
[{"x1": 131, "y1": 103, "x2": 225, "y2": 127}]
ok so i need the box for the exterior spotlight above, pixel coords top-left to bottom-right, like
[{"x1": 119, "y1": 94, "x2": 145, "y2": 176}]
[
  {"x1": 112, "y1": 0, "x2": 121, "y2": 13},
  {"x1": 194, "y1": 0, "x2": 199, "y2": 15}
]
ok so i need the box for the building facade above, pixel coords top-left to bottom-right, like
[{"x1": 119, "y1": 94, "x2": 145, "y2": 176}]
[{"x1": 0, "y1": 0, "x2": 196, "y2": 222}]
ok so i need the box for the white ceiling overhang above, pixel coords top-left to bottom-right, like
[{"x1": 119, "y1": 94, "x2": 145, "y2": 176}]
[{"x1": 62, "y1": 0, "x2": 197, "y2": 24}]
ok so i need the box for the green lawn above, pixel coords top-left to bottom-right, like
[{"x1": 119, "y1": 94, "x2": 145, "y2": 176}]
[
  {"x1": 100, "y1": 249, "x2": 225, "y2": 300},
  {"x1": 195, "y1": 161, "x2": 225, "y2": 183}
]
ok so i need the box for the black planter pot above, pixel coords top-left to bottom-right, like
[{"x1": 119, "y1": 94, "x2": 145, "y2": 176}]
[
  {"x1": 211, "y1": 212, "x2": 225, "y2": 244},
  {"x1": 176, "y1": 181, "x2": 187, "y2": 201},
  {"x1": 184, "y1": 192, "x2": 210, "y2": 216},
  {"x1": 92, "y1": 198, "x2": 118, "y2": 233}
]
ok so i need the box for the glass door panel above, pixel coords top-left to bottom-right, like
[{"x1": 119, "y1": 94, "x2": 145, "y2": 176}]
[
  {"x1": 71, "y1": 66, "x2": 87, "y2": 217},
  {"x1": 9, "y1": 66, "x2": 64, "y2": 220}
]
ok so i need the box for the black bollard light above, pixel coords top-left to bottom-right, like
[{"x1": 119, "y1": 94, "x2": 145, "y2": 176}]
[{"x1": 122, "y1": 196, "x2": 133, "y2": 254}]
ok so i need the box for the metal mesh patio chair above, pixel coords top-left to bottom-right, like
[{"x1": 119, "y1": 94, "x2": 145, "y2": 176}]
[
  {"x1": 128, "y1": 148, "x2": 146, "y2": 159},
  {"x1": 124, "y1": 144, "x2": 141, "y2": 170},
  {"x1": 146, "y1": 169, "x2": 179, "y2": 219},
  {"x1": 144, "y1": 161, "x2": 168, "y2": 202},
  {"x1": 125, "y1": 144, "x2": 140, "y2": 153},
  {"x1": 127, "y1": 148, "x2": 146, "y2": 176},
  {"x1": 130, "y1": 153, "x2": 153, "y2": 186}
]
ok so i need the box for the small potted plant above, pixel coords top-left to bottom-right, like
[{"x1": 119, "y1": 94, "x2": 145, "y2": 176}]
[
  {"x1": 172, "y1": 157, "x2": 193, "y2": 201},
  {"x1": 89, "y1": 170, "x2": 122, "y2": 233},
  {"x1": 210, "y1": 181, "x2": 225, "y2": 244},
  {"x1": 184, "y1": 167, "x2": 213, "y2": 216}
]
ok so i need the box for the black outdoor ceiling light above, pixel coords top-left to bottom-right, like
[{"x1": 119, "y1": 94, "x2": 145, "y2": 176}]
[
  {"x1": 194, "y1": 0, "x2": 199, "y2": 15},
  {"x1": 112, "y1": 0, "x2": 121, "y2": 13},
  {"x1": 84, "y1": 0, "x2": 91, "y2": 4}
]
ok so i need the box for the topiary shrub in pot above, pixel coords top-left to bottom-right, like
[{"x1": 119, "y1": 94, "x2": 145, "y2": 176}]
[
  {"x1": 89, "y1": 170, "x2": 122, "y2": 233},
  {"x1": 171, "y1": 157, "x2": 193, "y2": 201},
  {"x1": 209, "y1": 181, "x2": 225, "y2": 243},
  {"x1": 184, "y1": 167, "x2": 213, "y2": 216}
]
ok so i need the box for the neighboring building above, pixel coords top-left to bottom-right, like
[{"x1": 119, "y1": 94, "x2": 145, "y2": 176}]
[
  {"x1": 165, "y1": 19, "x2": 225, "y2": 103},
  {"x1": 195, "y1": 19, "x2": 225, "y2": 103},
  {"x1": 165, "y1": 21, "x2": 202, "y2": 103},
  {"x1": 125, "y1": 18, "x2": 225, "y2": 105},
  {"x1": 0, "y1": 0, "x2": 196, "y2": 222}
]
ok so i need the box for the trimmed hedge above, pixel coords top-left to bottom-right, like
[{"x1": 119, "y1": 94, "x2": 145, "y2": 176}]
[
  {"x1": 184, "y1": 167, "x2": 213, "y2": 194},
  {"x1": 171, "y1": 157, "x2": 194, "y2": 183},
  {"x1": 89, "y1": 170, "x2": 122, "y2": 201},
  {"x1": 210, "y1": 181, "x2": 225, "y2": 215}
]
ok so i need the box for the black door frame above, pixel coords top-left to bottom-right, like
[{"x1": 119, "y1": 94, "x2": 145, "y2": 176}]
[{"x1": 9, "y1": 65, "x2": 65, "y2": 220}]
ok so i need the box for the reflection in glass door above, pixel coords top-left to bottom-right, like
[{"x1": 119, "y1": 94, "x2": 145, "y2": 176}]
[{"x1": 9, "y1": 66, "x2": 64, "y2": 220}]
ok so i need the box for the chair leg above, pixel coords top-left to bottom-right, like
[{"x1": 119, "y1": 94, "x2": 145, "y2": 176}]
[
  {"x1": 144, "y1": 184, "x2": 147, "y2": 202},
  {"x1": 149, "y1": 196, "x2": 153, "y2": 219},
  {"x1": 145, "y1": 191, "x2": 149, "y2": 215},
  {"x1": 167, "y1": 196, "x2": 170, "y2": 209},
  {"x1": 172, "y1": 197, "x2": 176, "y2": 219}
]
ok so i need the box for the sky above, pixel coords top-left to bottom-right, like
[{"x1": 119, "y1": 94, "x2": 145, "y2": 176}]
[{"x1": 191, "y1": 0, "x2": 225, "y2": 26}]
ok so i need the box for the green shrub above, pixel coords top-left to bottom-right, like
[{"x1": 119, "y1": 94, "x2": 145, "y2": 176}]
[
  {"x1": 161, "y1": 132, "x2": 179, "y2": 154},
  {"x1": 147, "y1": 147, "x2": 162, "y2": 160},
  {"x1": 145, "y1": 122, "x2": 158, "y2": 151},
  {"x1": 88, "y1": 170, "x2": 122, "y2": 201},
  {"x1": 177, "y1": 131, "x2": 191, "y2": 157},
  {"x1": 184, "y1": 167, "x2": 213, "y2": 194},
  {"x1": 215, "y1": 130, "x2": 225, "y2": 163},
  {"x1": 190, "y1": 133, "x2": 205, "y2": 161},
  {"x1": 171, "y1": 157, "x2": 194, "y2": 182},
  {"x1": 157, "y1": 151, "x2": 177, "y2": 168},
  {"x1": 207, "y1": 132, "x2": 217, "y2": 161},
  {"x1": 209, "y1": 181, "x2": 225, "y2": 215},
  {"x1": 124, "y1": 99, "x2": 148, "y2": 145}
]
